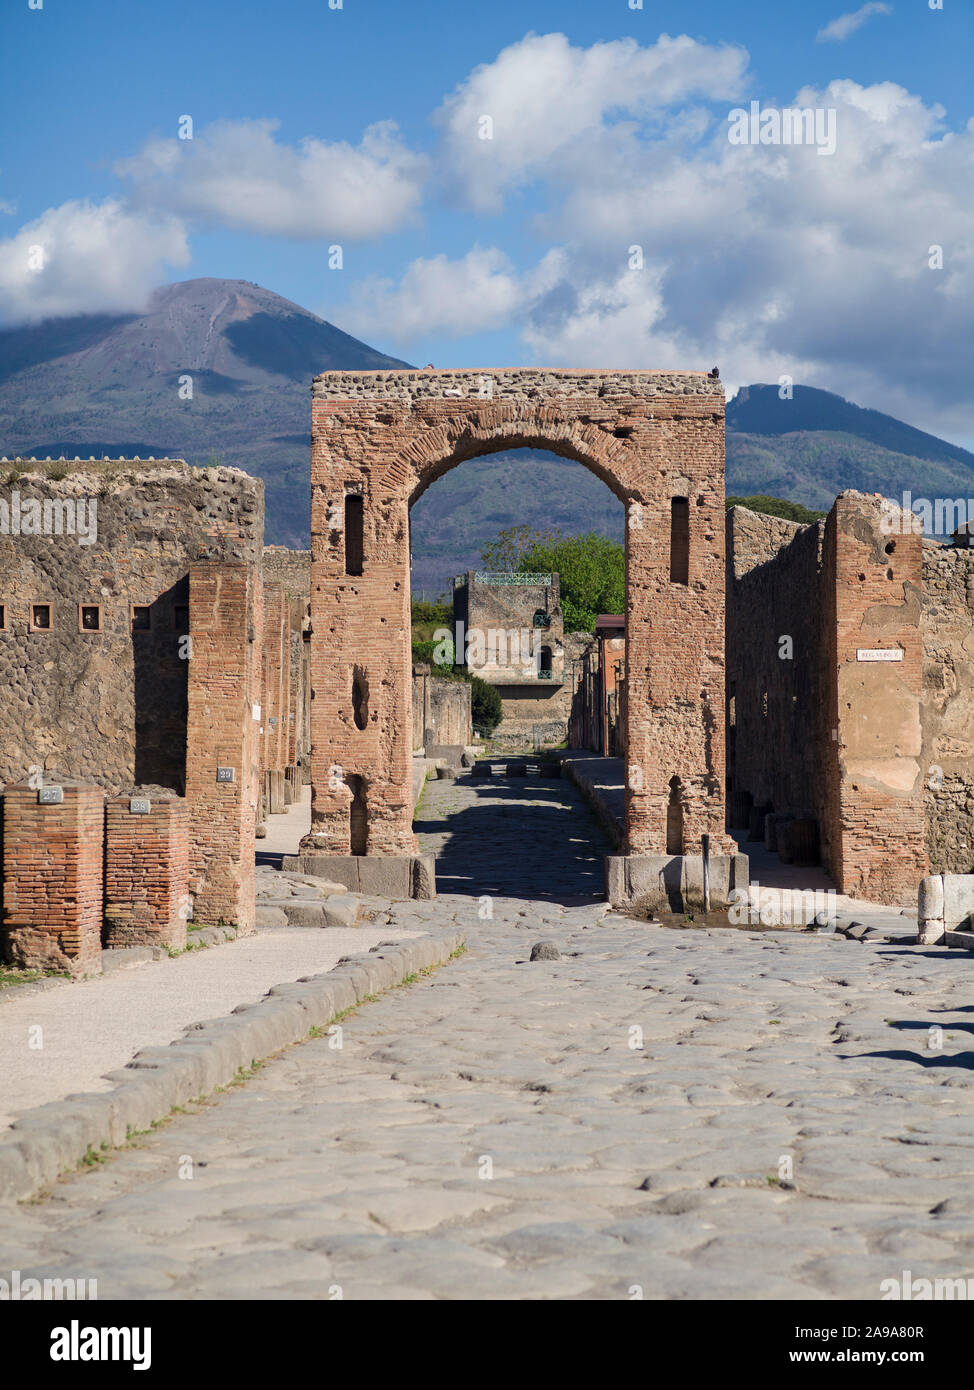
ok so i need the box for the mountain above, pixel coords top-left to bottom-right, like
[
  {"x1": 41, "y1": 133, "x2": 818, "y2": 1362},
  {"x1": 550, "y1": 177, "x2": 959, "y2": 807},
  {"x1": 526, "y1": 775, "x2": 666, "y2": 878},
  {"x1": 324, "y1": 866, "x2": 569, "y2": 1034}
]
[
  {"x1": 726, "y1": 384, "x2": 974, "y2": 515},
  {"x1": 3, "y1": 284, "x2": 972, "y2": 572},
  {"x1": 0, "y1": 278, "x2": 410, "y2": 545},
  {"x1": 409, "y1": 451, "x2": 625, "y2": 599}
]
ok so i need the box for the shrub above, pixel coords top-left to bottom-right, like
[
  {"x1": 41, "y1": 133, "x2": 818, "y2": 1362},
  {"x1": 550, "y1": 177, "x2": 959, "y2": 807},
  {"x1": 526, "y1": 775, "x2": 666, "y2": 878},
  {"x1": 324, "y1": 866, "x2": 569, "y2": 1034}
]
[{"x1": 471, "y1": 675, "x2": 502, "y2": 734}]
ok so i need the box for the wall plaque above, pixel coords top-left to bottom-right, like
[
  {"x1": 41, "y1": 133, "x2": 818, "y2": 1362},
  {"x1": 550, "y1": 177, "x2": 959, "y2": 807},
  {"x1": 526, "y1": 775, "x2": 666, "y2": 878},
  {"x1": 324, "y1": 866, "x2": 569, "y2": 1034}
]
[{"x1": 856, "y1": 649, "x2": 904, "y2": 662}]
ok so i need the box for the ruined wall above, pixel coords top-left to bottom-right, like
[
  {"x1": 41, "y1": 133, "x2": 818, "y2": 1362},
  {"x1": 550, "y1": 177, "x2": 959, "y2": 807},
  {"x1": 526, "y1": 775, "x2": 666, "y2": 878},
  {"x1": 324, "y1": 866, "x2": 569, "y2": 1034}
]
[
  {"x1": 727, "y1": 494, "x2": 926, "y2": 904},
  {"x1": 262, "y1": 547, "x2": 311, "y2": 771},
  {"x1": 0, "y1": 460, "x2": 263, "y2": 794},
  {"x1": 411, "y1": 669, "x2": 472, "y2": 749},
  {"x1": 824, "y1": 494, "x2": 925, "y2": 903},
  {"x1": 454, "y1": 571, "x2": 565, "y2": 681},
  {"x1": 921, "y1": 540, "x2": 974, "y2": 872},
  {"x1": 726, "y1": 507, "x2": 831, "y2": 844},
  {"x1": 306, "y1": 369, "x2": 730, "y2": 858},
  {"x1": 452, "y1": 571, "x2": 573, "y2": 744}
]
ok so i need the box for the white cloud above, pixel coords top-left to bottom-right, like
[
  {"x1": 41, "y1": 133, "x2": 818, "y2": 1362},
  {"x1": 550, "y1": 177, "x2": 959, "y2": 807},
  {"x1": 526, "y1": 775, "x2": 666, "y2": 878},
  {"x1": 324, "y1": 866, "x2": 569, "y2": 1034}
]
[
  {"x1": 516, "y1": 77, "x2": 973, "y2": 418},
  {"x1": 117, "y1": 118, "x2": 428, "y2": 240},
  {"x1": 817, "y1": 3, "x2": 892, "y2": 43},
  {"x1": 350, "y1": 51, "x2": 970, "y2": 432},
  {"x1": 433, "y1": 31, "x2": 749, "y2": 211},
  {"x1": 339, "y1": 247, "x2": 568, "y2": 343},
  {"x1": 0, "y1": 198, "x2": 189, "y2": 325}
]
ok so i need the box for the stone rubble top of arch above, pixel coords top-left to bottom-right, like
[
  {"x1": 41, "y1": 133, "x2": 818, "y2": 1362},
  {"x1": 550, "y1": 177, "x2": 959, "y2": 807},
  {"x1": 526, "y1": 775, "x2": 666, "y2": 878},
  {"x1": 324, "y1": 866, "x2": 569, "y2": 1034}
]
[{"x1": 311, "y1": 367, "x2": 724, "y2": 401}]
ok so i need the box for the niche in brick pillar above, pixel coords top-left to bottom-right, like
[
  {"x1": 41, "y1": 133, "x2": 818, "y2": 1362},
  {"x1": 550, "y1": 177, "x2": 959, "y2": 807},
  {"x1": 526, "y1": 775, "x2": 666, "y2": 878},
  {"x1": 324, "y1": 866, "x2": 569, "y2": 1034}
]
[
  {"x1": 1, "y1": 781, "x2": 105, "y2": 977},
  {"x1": 185, "y1": 560, "x2": 259, "y2": 933},
  {"x1": 348, "y1": 774, "x2": 368, "y2": 854}
]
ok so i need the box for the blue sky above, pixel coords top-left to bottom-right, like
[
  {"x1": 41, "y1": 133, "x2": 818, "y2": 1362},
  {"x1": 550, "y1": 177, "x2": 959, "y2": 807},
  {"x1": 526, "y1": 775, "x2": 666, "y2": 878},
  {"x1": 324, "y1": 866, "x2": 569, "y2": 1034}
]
[{"x1": 1, "y1": 0, "x2": 972, "y2": 442}]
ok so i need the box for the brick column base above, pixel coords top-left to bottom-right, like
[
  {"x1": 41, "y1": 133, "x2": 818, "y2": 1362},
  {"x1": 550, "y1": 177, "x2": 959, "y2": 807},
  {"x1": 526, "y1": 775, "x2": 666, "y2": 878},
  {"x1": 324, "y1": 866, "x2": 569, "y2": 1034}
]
[
  {"x1": 104, "y1": 794, "x2": 189, "y2": 950},
  {"x1": 1, "y1": 781, "x2": 104, "y2": 978}
]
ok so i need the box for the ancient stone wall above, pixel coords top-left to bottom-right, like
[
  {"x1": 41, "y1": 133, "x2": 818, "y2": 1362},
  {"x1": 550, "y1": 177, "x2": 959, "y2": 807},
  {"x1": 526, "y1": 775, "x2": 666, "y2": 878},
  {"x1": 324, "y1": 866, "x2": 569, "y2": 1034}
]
[
  {"x1": 0, "y1": 460, "x2": 263, "y2": 795},
  {"x1": 725, "y1": 507, "x2": 831, "y2": 843},
  {"x1": 306, "y1": 368, "x2": 730, "y2": 859},
  {"x1": 411, "y1": 669, "x2": 472, "y2": 749},
  {"x1": 824, "y1": 494, "x2": 925, "y2": 903},
  {"x1": 920, "y1": 540, "x2": 974, "y2": 872},
  {"x1": 727, "y1": 494, "x2": 926, "y2": 904},
  {"x1": 185, "y1": 560, "x2": 260, "y2": 933},
  {"x1": 261, "y1": 547, "x2": 312, "y2": 780}
]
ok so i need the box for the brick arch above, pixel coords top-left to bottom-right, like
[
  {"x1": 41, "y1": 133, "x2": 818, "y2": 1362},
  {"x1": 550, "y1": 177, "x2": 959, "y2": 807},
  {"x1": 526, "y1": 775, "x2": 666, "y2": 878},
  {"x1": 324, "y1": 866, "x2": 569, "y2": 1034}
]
[
  {"x1": 392, "y1": 408, "x2": 636, "y2": 507},
  {"x1": 301, "y1": 368, "x2": 735, "y2": 900}
]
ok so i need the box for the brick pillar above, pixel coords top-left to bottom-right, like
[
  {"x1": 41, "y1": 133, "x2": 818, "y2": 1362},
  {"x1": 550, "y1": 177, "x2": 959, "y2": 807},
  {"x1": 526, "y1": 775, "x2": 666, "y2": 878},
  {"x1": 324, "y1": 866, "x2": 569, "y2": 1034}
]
[
  {"x1": 824, "y1": 492, "x2": 926, "y2": 904},
  {"x1": 185, "y1": 561, "x2": 259, "y2": 933},
  {"x1": 287, "y1": 596, "x2": 303, "y2": 765},
  {"x1": 1, "y1": 781, "x2": 104, "y2": 977},
  {"x1": 261, "y1": 583, "x2": 287, "y2": 777},
  {"x1": 303, "y1": 478, "x2": 416, "y2": 856},
  {"x1": 104, "y1": 794, "x2": 189, "y2": 950},
  {"x1": 624, "y1": 493, "x2": 732, "y2": 856}
]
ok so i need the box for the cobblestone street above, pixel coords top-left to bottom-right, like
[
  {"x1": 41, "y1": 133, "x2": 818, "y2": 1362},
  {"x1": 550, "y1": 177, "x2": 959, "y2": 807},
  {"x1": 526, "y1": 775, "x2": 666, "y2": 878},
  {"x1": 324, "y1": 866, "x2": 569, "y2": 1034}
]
[{"x1": 4, "y1": 767, "x2": 974, "y2": 1300}]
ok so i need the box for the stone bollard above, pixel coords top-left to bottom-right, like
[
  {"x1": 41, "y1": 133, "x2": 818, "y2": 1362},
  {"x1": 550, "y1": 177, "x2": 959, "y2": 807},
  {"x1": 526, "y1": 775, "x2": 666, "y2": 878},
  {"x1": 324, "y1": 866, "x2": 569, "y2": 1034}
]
[{"x1": 918, "y1": 874, "x2": 945, "y2": 944}]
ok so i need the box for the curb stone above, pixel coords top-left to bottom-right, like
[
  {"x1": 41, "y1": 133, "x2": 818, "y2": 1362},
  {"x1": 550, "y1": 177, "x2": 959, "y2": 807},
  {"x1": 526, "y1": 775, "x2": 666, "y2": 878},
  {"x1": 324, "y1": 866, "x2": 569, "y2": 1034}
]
[{"x1": 0, "y1": 928, "x2": 464, "y2": 1204}]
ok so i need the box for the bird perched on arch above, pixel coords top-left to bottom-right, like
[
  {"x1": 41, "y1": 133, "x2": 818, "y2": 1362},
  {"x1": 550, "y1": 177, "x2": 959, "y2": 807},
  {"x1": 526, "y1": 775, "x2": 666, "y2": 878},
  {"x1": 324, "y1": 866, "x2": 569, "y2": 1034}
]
[
  {"x1": 709, "y1": 366, "x2": 720, "y2": 379},
  {"x1": 423, "y1": 363, "x2": 435, "y2": 370}
]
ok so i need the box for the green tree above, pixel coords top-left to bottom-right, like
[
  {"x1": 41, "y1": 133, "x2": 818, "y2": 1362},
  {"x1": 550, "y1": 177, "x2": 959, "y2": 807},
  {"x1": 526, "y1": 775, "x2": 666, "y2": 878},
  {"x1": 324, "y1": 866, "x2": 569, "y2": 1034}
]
[
  {"x1": 470, "y1": 675, "x2": 502, "y2": 734},
  {"x1": 725, "y1": 494, "x2": 826, "y2": 524},
  {"x1": 479, "y1": 523, "x2": 564, "y2": 572},
  {"x1": 502, "y1": 530, "x2": 625, "y2": 633}
]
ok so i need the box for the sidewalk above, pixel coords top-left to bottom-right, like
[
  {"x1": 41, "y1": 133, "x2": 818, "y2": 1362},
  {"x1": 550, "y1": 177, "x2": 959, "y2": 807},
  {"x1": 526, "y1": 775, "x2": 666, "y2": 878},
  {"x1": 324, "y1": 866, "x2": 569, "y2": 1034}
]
[
  {"x1": 559, "y1": 750, "x2": 918, "y2": 931},
  {"x1": 0, "y1": 925, "x2": 420, "y2": 1130}
]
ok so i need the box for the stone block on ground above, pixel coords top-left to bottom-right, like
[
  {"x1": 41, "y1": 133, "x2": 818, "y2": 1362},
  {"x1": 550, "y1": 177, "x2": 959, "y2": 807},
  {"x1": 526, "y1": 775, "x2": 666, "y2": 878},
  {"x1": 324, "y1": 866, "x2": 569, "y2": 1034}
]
[
  {"x1": 280, "y1": 853, "x2": 436, "y2": 901},
  {"x1": 605, "y1": 852, "x2": 748, "y2": 913},
  {"x1": 255, "y1": 906, "x2": 289, "y2": 928}
]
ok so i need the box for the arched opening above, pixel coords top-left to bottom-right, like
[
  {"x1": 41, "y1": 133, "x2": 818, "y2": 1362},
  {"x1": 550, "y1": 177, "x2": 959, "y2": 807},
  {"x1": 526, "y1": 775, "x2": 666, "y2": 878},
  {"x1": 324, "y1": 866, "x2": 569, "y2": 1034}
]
[
  {"x1": 408, "y1": 443, "x2": 625, "y2": 899},
  {"x1": 303, "y1": 369, "x2": 730, "y2": 909},
  {"x1": 409, "y1": 444, "x2": 624, "y2": 756}
]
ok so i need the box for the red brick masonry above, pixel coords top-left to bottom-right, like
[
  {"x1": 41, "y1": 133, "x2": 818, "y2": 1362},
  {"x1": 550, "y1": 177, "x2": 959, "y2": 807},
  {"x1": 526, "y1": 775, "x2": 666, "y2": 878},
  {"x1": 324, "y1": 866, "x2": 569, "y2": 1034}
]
[
  {"x1": 104, "y1": 794, "x2": 189, "y2": 950},
  {"x1": 1, "y1": 781, "x2": 104, "y2": 976},
  {"x1": 304, "y1": 368, "x2": 733, "y2": 860}
]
